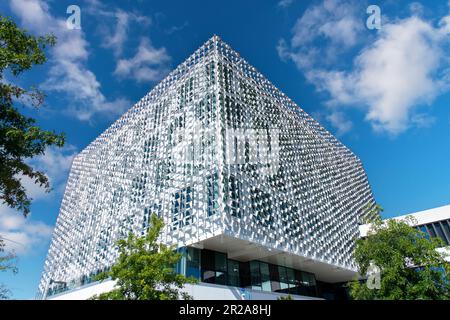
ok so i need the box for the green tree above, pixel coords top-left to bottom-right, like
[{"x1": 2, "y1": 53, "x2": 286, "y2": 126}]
[
  {"x1": 350, "y1": 216, "x2": 450, "y2": 300},
  {"x1": 92, "y1": 214, "x2": 197, "y2": 300},
  {"x1": 0, "y1": 15, "x2": 64, "y2": 216},
  {"x1": 0, "y1": 239, "x2": 18, "y2": 299}
]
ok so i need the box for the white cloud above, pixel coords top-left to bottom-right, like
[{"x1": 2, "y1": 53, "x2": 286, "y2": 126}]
[
  {"x1": 409, "y1": 2, "x2": 425, "y2": 16},
  {"x1": 0, "y1": 205, "x2": 53, "y2": 255},
  {"x1": 411, "y1": 113, "x2": 436, "y2": 128},
  {"x1": 309, "y1": 17, "x2": 449, "y2": 134},
  {"x1": 279, "y1": 0, "x2": 450, "y2": 135},
  {"x1": 101, "y1": 10, "x2": 131, "y2": 57},
  {"x1": 114, "y1": 37, "x2": 171, "y2": 82},
  {"x1": 165, "y1": 21, "x2": 189, "y2": 35},
  {"x1": 30, "y1": 144, "x2": 76, "y2": 180},
  {"x1": 440, "y1": 11, "x2": 450, "y2": 35},
  {"x1": 16, "y1": 145, "x2": 77, "y2": 202},
  {"x1": 86, "y1": 1, "x2": 170, "y2": 84},
  {"x1": 93, "y1": 7, "x2": 151, "y2": 57},
  {"x1": 8, "y1": 0, "x2": 131, "y2": 121},
  {"x1": 278, "y1": 0, "x2": 294, "y2": 8},
  {"x1": 9, "y1": 0, "x2": 50, "y2": 29},
  {"x1": 279, "y1": 0, "x2": 363, "y2": 69},
  {"x1": 326, "y1": 111, "x2": 353, "y2": 136},
  {"x1": 0, "y1": 144, "x2": 74, "y2": 255},
  {"x1": 19, "y1": 176, "x2": 49, "y2": 202}
]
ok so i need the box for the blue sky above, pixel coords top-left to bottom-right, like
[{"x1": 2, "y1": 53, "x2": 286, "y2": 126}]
[{"x1": 1, "y1": 0, "x2": 450, "y2": 299}]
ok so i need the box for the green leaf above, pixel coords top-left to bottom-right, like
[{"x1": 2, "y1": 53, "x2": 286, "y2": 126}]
[{"x1": 0, "y1": 14, "x2": 63, "y2": 216}]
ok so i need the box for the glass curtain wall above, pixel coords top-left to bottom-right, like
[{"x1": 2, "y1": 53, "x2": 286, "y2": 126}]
[{"x1": 178, "y1": 247, "x2": 318, "y2": 297}]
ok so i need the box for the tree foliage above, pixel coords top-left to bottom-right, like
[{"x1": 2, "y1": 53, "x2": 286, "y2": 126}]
[
  {"x1": 0, "y1": 15, "x2": 64, "y2": 216},
  {"x1": 350, "y1": 216, "x2": 450, "y2": 300},
  {"x1": 92, "y1": 214, "x2": 197, "y2": 300},
  {"x1": 0, "y1": 239, "x2": 18, "y2": 299}
]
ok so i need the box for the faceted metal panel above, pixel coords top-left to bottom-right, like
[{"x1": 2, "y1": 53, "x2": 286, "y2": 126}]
[{"x1": 37, "y1": 36, "x2": 377, "y2": 297}]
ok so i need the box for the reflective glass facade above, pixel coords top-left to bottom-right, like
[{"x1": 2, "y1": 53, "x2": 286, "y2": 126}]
[
  {"x1": 177, "y1": 247, "x2": 318, "y2": 297},
  {"x1": 416, "y1": 219, "x2": 450, "y2": 245}
]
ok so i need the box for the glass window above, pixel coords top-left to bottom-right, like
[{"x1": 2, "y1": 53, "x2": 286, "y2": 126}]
[
  {"x1": 419, "y1": 225, "x2": 430, "y2": 239},
  {"x1": 201, "y1": 250, "x2": 215, "y2": 271},
  {"x1": 250, "y1": 261, "x2": 261, "y2": 290},
  {"x1": 200, "y1": 249, "x2": 229, "y2": 285},
  {"x1": 215, "y1": 271, "x2": 227, "y2": 285},
  {"x1": 285, "y1": 268, "x2": 296, "y2": 293},
  {"x1": 202, "y1": 270, "x2": 215, "y2": 283},
  {"x1": 175, "y1": 247, "x2": 187, "y2": 276},
  {"x1": 442, "y1": 220, "x2": 450, "y2": 243},
  {"x1": 227, "y1": 260, "x2": 240, "y2": 287},
  {"x1": 215, "y1": 252, "x2": 227, "y2": 272},
  {"x1": 186, "y1": 247, "x2": 200, "y2": 279},
  {"x1": 293, "y1": 270, "x2": 303, "y2": 295},
  {"x1": 201, "y1": 249, "x2": 215, "y2": 283},
  {"x1": 278, "y1": 266, "x2": 289, "y2": 292},
  {"x1": 269, "y1": 264, "x2": 280, "y2": 292},
  {"x1": 434, "y1": 223, "x2": 449, "y2": 245},
  {"x1": 260, "y1": 262, "x2": 271, "y2": 292},
  {"x1": 427, "y1": 224, "x2": 437, "y2": 238},
  {"x1": 301, "y1": 272, "x2": 317, "y2": 297},
  {"x1": 239, "y1": 262, "x2": 251, "y2": 288}
]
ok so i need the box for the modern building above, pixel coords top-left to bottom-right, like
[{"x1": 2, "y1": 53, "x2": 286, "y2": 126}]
[
  {"x1": 360, "y1": 204, "x2": 450, "y2": 261},
  {"x1": 37, "y1": 36, "x2": 378, "y2": 300}
]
